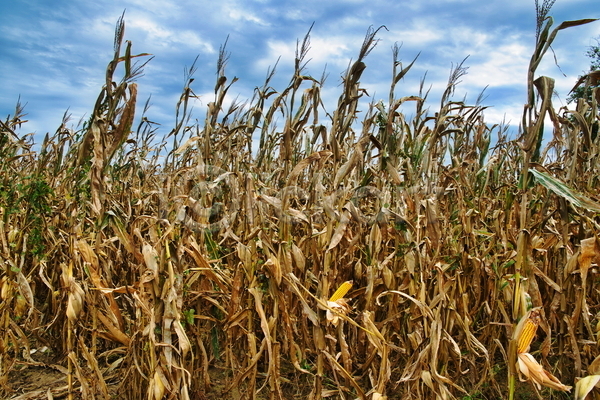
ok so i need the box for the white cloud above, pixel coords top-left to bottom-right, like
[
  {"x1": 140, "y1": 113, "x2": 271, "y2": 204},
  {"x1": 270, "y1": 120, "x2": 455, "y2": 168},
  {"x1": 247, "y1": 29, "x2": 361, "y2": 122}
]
[
  {"x1": 465, "y1": 42, "x2": 531, "y2": 88},
  {"x1": 87, "y1": 17, "x2": 121, "y2": 42},
  {"x1": 127, "y1": 17, "x2": 215, "y2": 53},
  {"x1": 284, "y1": 9, "x2": 305, "y2": 20},
  {"x1": 125, "y1": 0, "x2": 182, "y2": 18},
  {"x1": 224, "y1": 2, "x2": 270, "y2": 26},
  {"x1": 254, "y1": 36, "x2": 353, "y2": 77},
  {"x1": 481, "y1": 103, "x2": 524, "y2": 128},
  {"x1": 391, "y1": 22, "x2": 444, "y2": 48}
]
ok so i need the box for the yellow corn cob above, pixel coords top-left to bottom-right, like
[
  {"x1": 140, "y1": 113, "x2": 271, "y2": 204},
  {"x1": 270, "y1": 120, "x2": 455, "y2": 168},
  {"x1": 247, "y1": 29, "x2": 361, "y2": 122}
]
[
  {"x1": 517, "y1": 312, "x2": 540, "y2": 354},
  {"x1": 329, "y1": 280, "x2": 353, "y2": 302}
]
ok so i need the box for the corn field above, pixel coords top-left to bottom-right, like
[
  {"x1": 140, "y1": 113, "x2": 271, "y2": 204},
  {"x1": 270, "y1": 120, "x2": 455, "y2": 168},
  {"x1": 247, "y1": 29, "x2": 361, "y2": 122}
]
[{"x1": 1, "y1": 10, "x2": 600, "y2": 400}]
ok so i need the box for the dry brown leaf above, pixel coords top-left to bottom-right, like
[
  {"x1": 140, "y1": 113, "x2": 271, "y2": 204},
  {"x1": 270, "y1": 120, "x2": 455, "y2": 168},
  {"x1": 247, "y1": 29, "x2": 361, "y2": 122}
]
[
  {"x1": 173, "y1": 319, "x2": 192, "y2": 359},
  {"x1": 322, "y1": 351, "x2": 367, "y2": 400},
  {"x1": 327, "y1": 209, "x2": 351, "y2": 251},
  {"x1": 151, "y1": 368, "x2": 166, "y2": 400},
  {"x1": 579, "y1": 237, "x2": 600, "y2": 279},
  {"x1": 575, "y1": 375, "x2": 600, "y2": 400},
  {"x1": 96, "y1": 311, "x2": 131, "y2": 346},
  {"x1": 263, "y1": 256, "x2": 282, "y2": 286},
  {"x1": 286, "y1": 150, "x2": 332, "y2": 186},
  {"x1": 589, "y1": 354, "x2": 600, "y2": 375},
  {"x1": 517, "y1": 352, "x2": 572, "y2": 392},
  {"x1": 325, "y1": 298, "x2": 351, "y2": 326},
  {"x1": 15, "y1": 270, "x2": 34, "y2": 318},
  {"x1": 291, "y1": 243, "x2": 306, "y2": 272}
]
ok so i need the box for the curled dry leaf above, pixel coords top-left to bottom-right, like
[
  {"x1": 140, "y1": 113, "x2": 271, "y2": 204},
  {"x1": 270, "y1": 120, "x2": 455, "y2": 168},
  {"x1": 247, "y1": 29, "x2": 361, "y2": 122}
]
[
  {"x1": 61, "y1": 263, "x2": 85, "y2": 323},
  {"x1": 574, "y1": 375, "x2": 600, "y2": 400},
  {"x1": 66, "y1": 286, "x2": 84, "y2": 322},
  {"x1": 142, "y1": 243, "x2": 159, "y2": 276},
  {"x1": 326, "y1": 298, "x2": 351, "y2": 327},
  {"x1": 0, "y1": 276, "x2": 10, "y2": 300},
  {"x1": 327, "y1": 209, "x2": 352, "y2": 251},
  {"x1": 263, "y1": 256, "x2": 282, "y2": 286},
  {"x1": 579, "y1": 237, "x2": 600, "y2": 275},
  {"x1": 16, "y1": 270, "x2": 34, "y2": 318},
  {"x1": 589, "y1": 354, "x2": 600, "y2": 375},
  {"x1": 517, "y1": 352, "x2": 572, "y2": 392},
  {"x1": 152, "y1": 368, "x2": 165, "y2": 400}
]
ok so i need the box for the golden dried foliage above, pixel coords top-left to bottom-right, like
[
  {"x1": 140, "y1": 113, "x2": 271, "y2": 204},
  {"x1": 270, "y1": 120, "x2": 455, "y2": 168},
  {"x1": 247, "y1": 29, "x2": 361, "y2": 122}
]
[{"x1": 0, "y1": 11, "x2": 599, "y2": 400}]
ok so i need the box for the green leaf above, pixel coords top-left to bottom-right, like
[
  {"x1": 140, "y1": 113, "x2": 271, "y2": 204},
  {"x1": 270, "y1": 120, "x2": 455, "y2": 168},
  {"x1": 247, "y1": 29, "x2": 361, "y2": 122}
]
[{"x1": 530, "y1": 169, "x2": 600, "y2": 213}]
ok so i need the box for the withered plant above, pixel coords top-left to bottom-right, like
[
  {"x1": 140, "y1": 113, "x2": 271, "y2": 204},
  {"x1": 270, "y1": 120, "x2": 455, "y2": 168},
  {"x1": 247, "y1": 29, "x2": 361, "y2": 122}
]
[{"x1": 1, "y1": 7, "x2": 600, "y2": 400}]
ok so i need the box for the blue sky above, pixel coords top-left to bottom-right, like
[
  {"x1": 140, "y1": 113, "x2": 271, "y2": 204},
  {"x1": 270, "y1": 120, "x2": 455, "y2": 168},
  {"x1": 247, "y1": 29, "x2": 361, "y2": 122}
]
[{"x1": 1, "y1": 0, "x2": 599, "y2": 146}]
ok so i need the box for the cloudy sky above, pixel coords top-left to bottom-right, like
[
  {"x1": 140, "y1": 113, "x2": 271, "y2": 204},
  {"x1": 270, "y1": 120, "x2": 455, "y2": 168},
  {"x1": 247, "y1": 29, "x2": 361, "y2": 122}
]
[{"x1": 1, "y1": 0, "x2": 599, "y2": 146}]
